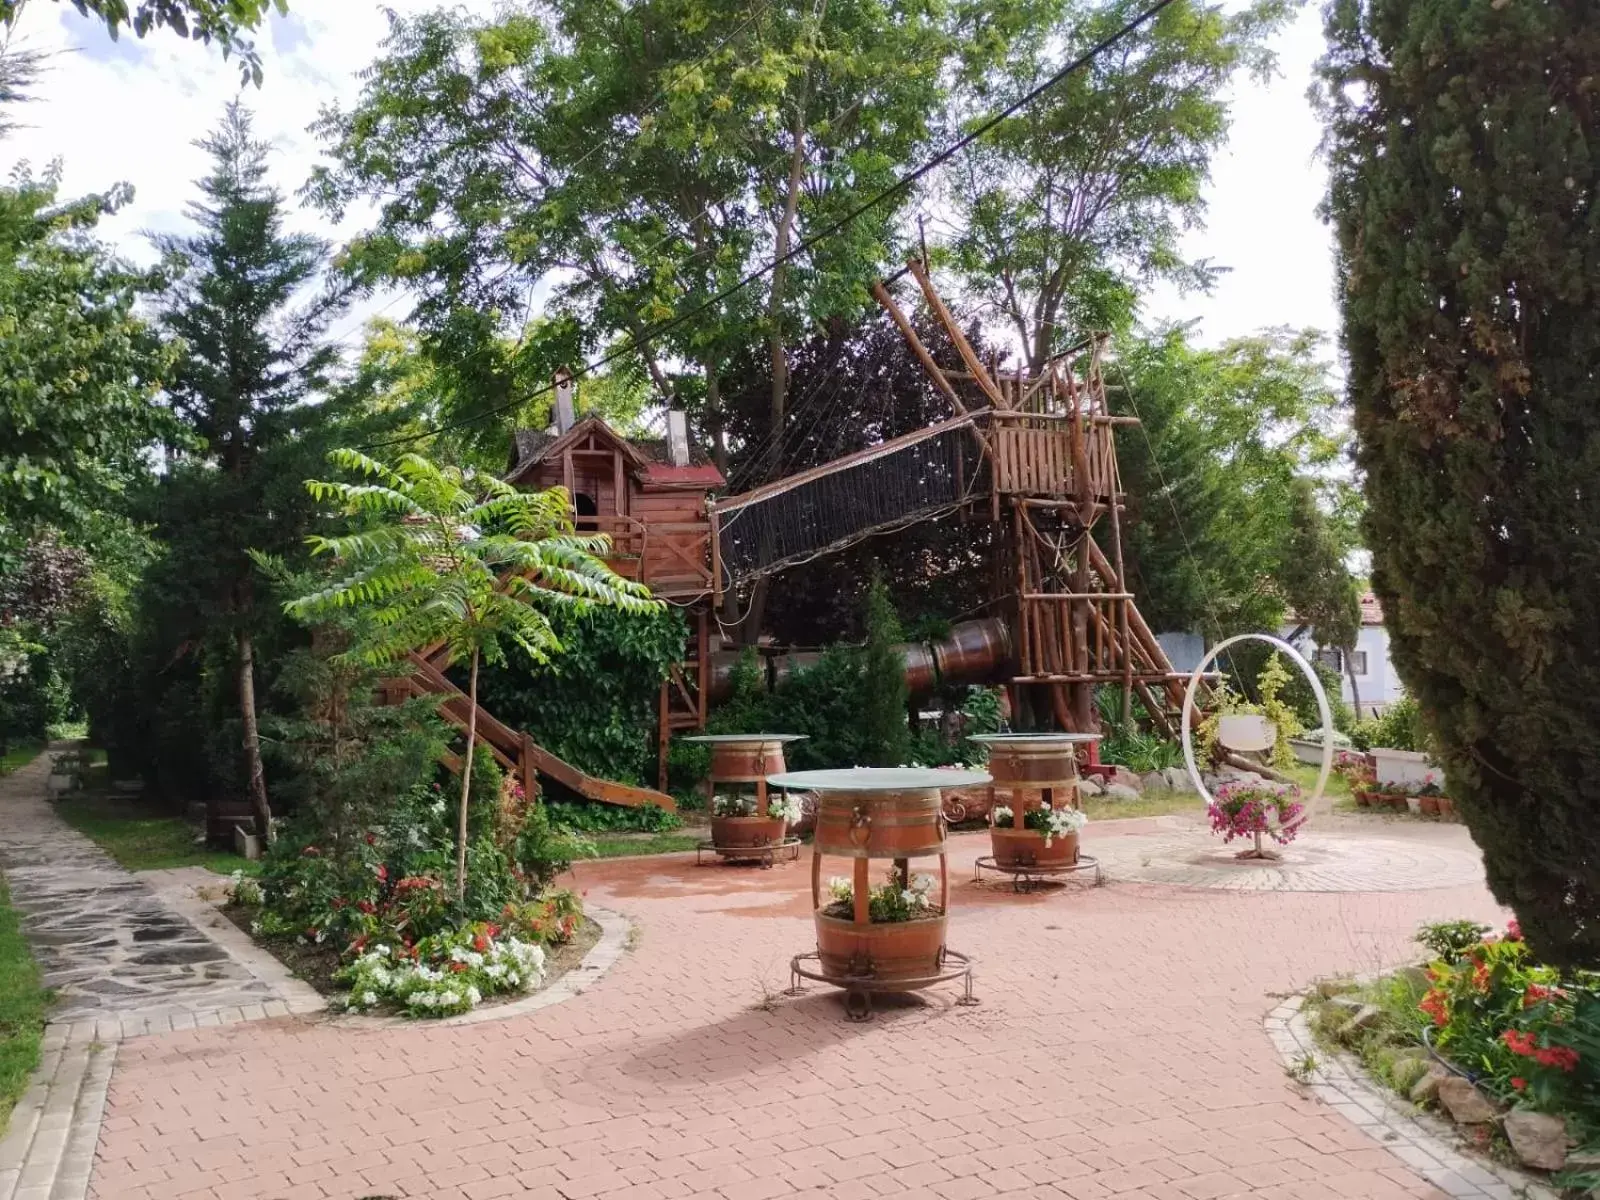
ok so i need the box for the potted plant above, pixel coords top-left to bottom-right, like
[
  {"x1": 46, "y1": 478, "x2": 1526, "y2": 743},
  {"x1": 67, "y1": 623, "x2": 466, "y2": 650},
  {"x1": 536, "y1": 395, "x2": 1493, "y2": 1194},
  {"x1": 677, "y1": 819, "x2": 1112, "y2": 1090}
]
[
  {"x1": 1209, "y1": 779, "x2": 1305, "y2": 860},
  {"x1": 711, "y1": 791, "x2": 799, "y2": 849},
  {"x1": 1333, "y1": 751, "x2": 1376, "y2": 806},
  {"x1": 817, "y1": 866, "x2": 944, "y2": 982},
  {"x1": 989, "y1": 803, "x2": 1088, "y2": 868}
]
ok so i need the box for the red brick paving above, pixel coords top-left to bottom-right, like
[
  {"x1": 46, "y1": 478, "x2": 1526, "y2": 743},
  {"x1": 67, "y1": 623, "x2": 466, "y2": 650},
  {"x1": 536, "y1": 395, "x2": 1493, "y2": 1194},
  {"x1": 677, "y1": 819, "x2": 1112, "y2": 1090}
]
[{"x1": 89, "y1": 823, "x2": 1506, "y2": 1199}]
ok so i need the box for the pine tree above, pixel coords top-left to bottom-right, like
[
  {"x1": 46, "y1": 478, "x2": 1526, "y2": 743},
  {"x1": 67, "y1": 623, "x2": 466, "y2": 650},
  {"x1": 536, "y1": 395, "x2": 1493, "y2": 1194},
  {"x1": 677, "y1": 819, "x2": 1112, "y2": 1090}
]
[
  {"x1": 1321, "y1": 0, "x2": 1600, "y2": 965},
  {"x1": 858, "y1": 573, "x2": 910, "y2": 768},
  {"x1": 148, "y1": 101, "x2": 349, "y2": 840}
]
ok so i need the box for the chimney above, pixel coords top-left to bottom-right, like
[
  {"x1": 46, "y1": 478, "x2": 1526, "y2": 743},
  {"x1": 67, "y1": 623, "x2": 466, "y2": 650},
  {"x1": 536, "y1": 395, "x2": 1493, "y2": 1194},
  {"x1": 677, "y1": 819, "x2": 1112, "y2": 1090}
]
[
  {"x1": 553, "y1": 367, "x2": 576, "y2": 433},
  {"x1": 666, "y1": 409, "x2": 690, "y2": 467}
]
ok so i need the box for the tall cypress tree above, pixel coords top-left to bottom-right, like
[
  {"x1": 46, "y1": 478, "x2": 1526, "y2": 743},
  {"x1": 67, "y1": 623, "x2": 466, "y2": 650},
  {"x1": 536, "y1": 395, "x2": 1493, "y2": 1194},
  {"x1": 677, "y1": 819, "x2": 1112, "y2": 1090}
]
[
  {"x1": 858, "y1": 572, "x2": 911, "y2": 768},
  {"x1": 148, "y1": 101, "x2": 348, "y2": 838},
  {"x1": 1322, "y1": 1, "x2": 1600, "y2": 965}
]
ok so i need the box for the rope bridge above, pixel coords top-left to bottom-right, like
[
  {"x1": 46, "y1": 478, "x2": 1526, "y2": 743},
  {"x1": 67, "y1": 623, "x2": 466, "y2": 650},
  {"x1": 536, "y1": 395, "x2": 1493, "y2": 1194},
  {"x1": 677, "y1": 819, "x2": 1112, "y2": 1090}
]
[{"x1": 713, "y1": 413, "x2": 985, "y2": 587}]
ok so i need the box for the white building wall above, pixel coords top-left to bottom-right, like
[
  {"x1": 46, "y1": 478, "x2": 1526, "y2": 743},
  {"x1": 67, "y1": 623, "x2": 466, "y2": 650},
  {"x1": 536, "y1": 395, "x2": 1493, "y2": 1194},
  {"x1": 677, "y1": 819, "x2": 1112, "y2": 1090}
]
[{"x1": 1279, "y1": 624, "x2": 1405, "y2": 717}]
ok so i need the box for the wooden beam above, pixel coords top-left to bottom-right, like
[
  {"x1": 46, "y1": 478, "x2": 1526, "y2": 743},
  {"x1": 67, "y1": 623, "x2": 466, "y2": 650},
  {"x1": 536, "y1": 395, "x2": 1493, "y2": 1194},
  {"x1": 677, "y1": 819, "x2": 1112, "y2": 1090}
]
[
  {"x1": 907, "y1": 260, "x2": 1008, "y2": 410},
  {"x1": 872, "y1": 280, "x2": 967, "y2": 416}
]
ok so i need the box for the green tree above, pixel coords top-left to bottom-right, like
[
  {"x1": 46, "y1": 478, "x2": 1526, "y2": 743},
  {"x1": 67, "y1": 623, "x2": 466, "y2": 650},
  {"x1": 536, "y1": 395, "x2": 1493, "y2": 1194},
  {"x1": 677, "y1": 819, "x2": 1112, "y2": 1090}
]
[
  {"x1": 147, "y1": 100, "x2": 350, "y2": 839},
  {"x1": 859, "y1": 572, "x2": 910, "y2": 767},
  {"x1": 1320, "y1": 0, "x2": 1600, "y2": 966},
  {"x1": 1112, "y1": 325, "x2": 1357, "y2": 639},
  {"x1": 1, "y1": 0, "x2": 288, "y2": 83},
  {"x1": 309, "y1": 1, "x2": 958, "y2": 466},
  {"x1": 0, "y1": 44, "x2": 170, "y2": 559},
  {"x1": 288, "y1": 449, "x2": 662, "y2": 900},
  {"x1": 946, "y1": 0, "x2": 1291, "y2": 363}
]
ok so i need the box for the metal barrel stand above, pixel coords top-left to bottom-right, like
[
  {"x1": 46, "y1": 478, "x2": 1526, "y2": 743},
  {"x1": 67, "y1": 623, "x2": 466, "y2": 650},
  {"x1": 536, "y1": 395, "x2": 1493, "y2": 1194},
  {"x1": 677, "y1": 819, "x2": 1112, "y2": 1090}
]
[
  {"x1": 683, "y1": 734, "x2": 805, "y2": 868},
  {"x1": 769, "y1": 767, "x2": 991, "y2": 1021},
  {"x1": 970, "y1": 734, "x2": 1105, "y2": 894}
]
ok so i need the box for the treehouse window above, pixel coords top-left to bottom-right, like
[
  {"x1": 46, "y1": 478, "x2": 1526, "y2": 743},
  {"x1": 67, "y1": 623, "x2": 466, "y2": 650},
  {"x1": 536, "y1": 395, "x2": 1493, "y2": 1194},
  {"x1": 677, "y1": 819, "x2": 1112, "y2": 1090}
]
[{"x1": 574, "y1": 491, "x2": 598, "y2": 530}]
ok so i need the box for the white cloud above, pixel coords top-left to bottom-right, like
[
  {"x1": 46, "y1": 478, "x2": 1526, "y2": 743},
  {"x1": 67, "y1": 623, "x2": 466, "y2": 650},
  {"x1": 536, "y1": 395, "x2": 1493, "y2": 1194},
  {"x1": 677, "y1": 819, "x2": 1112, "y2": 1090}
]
[{"x1": 2, "y1": 0, "x2": 1339, "y2": 356}]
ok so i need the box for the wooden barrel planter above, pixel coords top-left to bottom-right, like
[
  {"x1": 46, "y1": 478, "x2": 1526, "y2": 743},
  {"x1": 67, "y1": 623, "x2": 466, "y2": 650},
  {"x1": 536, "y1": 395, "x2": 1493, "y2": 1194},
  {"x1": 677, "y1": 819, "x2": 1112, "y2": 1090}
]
[
  {"x1": 969, "y1": 733, "x2": 1102, "y2": 890},
  {"x1": 772, "y1": 767, "x2": 991, "y2": 1020},
  {"x1": 682, "y1": 734, "x2": 805, "y2": 866}
]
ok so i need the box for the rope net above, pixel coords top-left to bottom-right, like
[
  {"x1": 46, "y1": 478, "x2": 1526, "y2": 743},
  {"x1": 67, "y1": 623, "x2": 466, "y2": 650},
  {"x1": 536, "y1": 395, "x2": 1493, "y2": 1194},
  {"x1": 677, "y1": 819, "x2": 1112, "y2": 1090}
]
[{"x1": 715, "y1": 419, "x2": 986, "y2": 586}]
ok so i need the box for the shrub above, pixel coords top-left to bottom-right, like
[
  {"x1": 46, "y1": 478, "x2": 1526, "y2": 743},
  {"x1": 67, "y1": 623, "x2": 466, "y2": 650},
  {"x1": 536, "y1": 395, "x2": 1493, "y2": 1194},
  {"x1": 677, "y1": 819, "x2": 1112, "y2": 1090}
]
[
  {"x1": 1416, "y1": 920, "x2": 1492, "y2": 963},
  {"x1": 337, "y1": 922, "x2": 548, "y2": 1017}
]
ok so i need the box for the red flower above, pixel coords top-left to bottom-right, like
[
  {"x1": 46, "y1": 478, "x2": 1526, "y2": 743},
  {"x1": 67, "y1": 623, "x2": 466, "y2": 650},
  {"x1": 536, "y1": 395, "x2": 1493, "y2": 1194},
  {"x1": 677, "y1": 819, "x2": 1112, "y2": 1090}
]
[
  {"x1": 356, "y1": 900, "x2": 377, "y2": 915},
  {"x1": 375, "y1": 864, "x2": 388, "y2": 883},
  {"x1": 1418, "y1": 990, "x2": 1450, "y2": 1028},
  {"x1": 485, "y1": 923, "x2": 500, "y2": 937},
  {"x1": 364, "y1": 832, "x2": 376, "y2": 846},
  {"x1": 1471, "y1": 962, "x2": 1490, "y2": 992},
  {"x1": 1502, "y1": 1029, "x2": 1538, "y2": 1057},
  {"x1": 1533, "y1": 1046, "x2": 1579, "y2": 1072},
  {"x1": 302, "y1": 846, "x2": 321, "y2": 857},
  {"x1": 331, "y1": 897, "x2": 347, "y2": 909},
  {"x1": 1511, "y1": 1077, "x2": 1527, "y2": 1092},
  {"x1": 1523, "y1": 984, "x2": 1552, "y2": 1008},
  {"x1": 449, "y1": 962, "x2": 467, "y2": 974},
  {"x1": 472, "y1": 934, "x2": 489, "y2": 953},
  {"x1": 1506, "y1": 919, "x2": 1522, "y2": 942}
]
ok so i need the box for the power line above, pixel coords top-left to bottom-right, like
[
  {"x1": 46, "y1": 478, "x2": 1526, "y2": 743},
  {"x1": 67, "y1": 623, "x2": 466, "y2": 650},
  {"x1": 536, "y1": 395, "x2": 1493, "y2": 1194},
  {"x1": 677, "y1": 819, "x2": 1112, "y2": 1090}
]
[{"x1": 362, "y1": 0, "x2": 1181, "y2": 451}]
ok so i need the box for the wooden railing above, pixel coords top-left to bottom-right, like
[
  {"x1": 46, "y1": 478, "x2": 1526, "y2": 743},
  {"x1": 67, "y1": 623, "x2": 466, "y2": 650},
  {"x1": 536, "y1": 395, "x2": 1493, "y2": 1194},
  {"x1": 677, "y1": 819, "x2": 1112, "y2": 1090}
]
[{"x1": 987, "y1": 413, "x2": 1119, "y2": 501}]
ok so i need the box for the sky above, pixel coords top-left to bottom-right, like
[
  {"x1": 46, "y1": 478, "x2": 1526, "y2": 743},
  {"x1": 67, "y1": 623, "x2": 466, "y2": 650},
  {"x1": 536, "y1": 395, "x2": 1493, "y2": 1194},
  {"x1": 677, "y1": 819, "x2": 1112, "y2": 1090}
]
[{"x1": 1, "y1": 0, "x2": 1341, "y2": 358}]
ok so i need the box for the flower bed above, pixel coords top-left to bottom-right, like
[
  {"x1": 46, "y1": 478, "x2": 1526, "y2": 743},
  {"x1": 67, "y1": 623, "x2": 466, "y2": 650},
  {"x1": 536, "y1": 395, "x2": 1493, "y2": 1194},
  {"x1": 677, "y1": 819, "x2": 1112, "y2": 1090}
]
[{"x1": 1306, "y1": 919, "x2": 1600, "y2": 1183}]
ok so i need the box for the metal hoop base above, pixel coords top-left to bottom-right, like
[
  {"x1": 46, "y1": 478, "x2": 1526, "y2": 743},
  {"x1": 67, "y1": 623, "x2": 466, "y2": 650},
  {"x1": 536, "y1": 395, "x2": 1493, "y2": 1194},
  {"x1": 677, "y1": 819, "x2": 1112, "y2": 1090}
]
[
  {"x1": 786, "y1": 949, "x2": 977, "y2": 1021},
  {"x1": 973, "y1": 854, "x2": 1103, "y2": 893},
  {"x1": 696, "y1": 837, "x2": 802, "y2": 868}
]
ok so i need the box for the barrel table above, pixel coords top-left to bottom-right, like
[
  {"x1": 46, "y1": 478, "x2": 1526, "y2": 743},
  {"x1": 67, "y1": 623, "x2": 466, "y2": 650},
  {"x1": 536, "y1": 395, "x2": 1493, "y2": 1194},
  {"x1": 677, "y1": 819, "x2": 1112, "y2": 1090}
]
[
  {"x1": 971, "y1": 733, "x2": 1103, "y2": 892},
  {"x1": 769, "y1": 767, "x2": 991, "y2": 1020},
  {"x1": 683, "y1": 734, "x2": 806, "y2": 867}
]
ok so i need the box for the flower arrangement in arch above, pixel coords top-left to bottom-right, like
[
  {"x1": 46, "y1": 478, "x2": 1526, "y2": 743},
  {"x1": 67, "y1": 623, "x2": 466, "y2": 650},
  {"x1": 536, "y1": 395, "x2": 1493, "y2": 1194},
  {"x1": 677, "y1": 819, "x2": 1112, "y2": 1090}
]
[
  {"x1": 824, "y1": 865, "x2": 938, "y2": 923},
  {"x1": 990, "y1": 804, "x2": 1088, "y2": 847},
  {"x1": 1208, "y1": 779, "x2": 1305, "y2": 846}
]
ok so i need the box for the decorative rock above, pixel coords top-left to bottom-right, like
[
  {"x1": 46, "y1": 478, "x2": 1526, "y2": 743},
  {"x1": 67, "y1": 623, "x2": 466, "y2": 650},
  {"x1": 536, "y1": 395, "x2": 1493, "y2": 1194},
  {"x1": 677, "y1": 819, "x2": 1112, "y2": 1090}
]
[
  {"x1": 1139, "y1": 771, "x2": 1167, "y2": 793},
  {"x1": 1389, "y1": 1055, "x2": 1431, "y2": 1094},
  {"x1": 1315, "y1": 977, "x2": 1358, "y2": 999},
  {"x1": 1161, "y1": 767, "x2": 1196, "y2": 792},
  {"x1": 1327, "y1": 994, "x2": 1366, "y2": 1011},
  {"x1": 1409, "y1": 1063, "x2": 1451, "y2": 1104},
  {"x1": 1106, "y1": 766, "x2": 1144, "y2": 792},
  {"x1": 1336, "y1": 1004, "x2": 1382, "y2": 1040},
  {"x1": 1504, "y1": 1110, "x2": 1568, "y2": 1171},
  {"x1": 1436, "y1": 1076, "x2": 1501, "y2": 1125},
  {"x1": 1076, "y1": 777, "x2": 1104, "y2": 798},
  {"x1": 1102, "y1": 783, "x2": 1141, "y2": 802}
]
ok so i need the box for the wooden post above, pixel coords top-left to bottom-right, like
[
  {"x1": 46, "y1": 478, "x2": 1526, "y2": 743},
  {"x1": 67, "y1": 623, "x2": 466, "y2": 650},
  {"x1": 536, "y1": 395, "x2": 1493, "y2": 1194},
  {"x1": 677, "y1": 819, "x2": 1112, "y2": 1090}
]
[
  {"x1": 907, "y1": 260, "x2": 1007, "y2": 410},
  {"x1": 853, "y1": 856, "x2": 870, "y2": 926},
  {"x1": 657, "y1": 680, "x2": 671, "y2": 793}
]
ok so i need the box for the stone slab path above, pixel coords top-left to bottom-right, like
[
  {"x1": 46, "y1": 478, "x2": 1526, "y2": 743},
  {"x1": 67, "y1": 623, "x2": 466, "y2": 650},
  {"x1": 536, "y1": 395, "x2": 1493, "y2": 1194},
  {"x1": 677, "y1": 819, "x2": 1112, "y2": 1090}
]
[
  {"x1": 0, "y1": 752, "x2": 319, "y2": 1200},
  {"x1": 0, "y1": 752, "x2": 282, "y2": 1035},
  {"x1": 82, "y1": 815, "x2": 1511, "y2": 1200}
]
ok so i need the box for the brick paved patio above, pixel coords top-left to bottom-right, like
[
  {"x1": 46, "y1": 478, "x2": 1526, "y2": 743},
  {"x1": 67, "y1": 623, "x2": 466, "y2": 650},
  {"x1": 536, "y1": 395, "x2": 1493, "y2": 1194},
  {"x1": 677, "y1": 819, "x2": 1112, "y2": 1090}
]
[{"x1": 82, "y1": 818, "x2": 1507, "y2": 1200}]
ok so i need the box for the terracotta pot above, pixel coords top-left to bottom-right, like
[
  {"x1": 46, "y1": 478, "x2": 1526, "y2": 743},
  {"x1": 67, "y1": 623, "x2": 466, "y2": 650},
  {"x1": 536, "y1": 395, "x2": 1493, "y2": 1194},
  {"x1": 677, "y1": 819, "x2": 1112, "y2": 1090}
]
[
  {"x1": 1437, "y1": 796, "x2": 1457, "y2": 820},
  {"x1": 711, "y1": 815, "x2": 786, "y2": 849},
  {"x1": 813, "y1": 789, "x2": 944, "y2": 858},
  {"x1": 1419, "y1": 794, "x2": 1441, "y2": 817},
  {"x1": 989, "y1": 827, "x2": 1079, "y2": 868},
  {"x1": 1353, "y1": 789, "x2": 1372, "y2": 808},
  {"x1": 1384, "y1": 792, "x2": 1410, "y2": 811},
  {"x1": 814, "y1": 911, "x2": 946, "y2": 983}
]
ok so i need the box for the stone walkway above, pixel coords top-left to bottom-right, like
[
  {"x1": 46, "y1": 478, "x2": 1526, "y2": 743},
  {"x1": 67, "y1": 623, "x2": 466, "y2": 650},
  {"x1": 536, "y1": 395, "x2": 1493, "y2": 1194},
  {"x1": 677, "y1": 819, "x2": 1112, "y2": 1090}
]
[
  {"x1": 0, "y1": 753, "x2": 288, "y2": 1037},
  {"x1": 77, "y1": 814, "x2": 1510, "y2": 1200}
]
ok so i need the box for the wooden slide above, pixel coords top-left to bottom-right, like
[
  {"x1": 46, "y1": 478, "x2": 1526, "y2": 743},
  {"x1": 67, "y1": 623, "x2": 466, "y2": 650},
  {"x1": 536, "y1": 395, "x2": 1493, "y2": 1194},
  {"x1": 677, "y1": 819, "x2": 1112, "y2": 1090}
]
[{"x1": 382, "y1": 650, "x2": 677, "y2": 812}]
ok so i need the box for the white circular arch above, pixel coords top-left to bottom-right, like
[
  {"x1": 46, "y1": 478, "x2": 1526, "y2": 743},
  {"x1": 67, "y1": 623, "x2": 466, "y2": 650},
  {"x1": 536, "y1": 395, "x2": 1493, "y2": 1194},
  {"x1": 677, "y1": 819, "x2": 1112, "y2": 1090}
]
[{"x1": 1180, "y1": 633, "x2": 1334, "y2": 832}]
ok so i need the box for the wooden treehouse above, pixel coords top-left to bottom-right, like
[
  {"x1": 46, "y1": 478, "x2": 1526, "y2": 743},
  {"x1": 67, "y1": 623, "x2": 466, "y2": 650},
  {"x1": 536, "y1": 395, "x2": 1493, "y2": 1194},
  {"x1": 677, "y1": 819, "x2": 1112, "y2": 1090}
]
[{"x1": 384, "y1": 263, "x2": 1188, "y2": 806}]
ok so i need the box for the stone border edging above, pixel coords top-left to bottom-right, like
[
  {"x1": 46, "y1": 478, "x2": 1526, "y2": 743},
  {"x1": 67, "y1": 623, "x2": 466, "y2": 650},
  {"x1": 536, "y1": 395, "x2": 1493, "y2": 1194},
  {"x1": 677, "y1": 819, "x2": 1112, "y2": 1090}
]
[
  {"x1": 1266, "y1": 994, "x2": 1559, "y2": 1200},
  {"x1": 0, "y1": 1027, "x2": 116, "y2": 1200},
  {"x1": 324, "y1": 904, "x2": 632, "y2": 1029}
]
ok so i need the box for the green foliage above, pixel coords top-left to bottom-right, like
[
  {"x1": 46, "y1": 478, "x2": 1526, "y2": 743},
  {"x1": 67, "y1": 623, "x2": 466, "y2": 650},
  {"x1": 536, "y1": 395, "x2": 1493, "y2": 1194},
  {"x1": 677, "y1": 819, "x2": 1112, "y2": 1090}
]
[
  {"x1": 473, "y1": 605, "x2": 685, "y2": 787},
  {"x1": 858, "y1": 574, "x2": 910, "y2": 769},
  {"x1": 1095, "y1": 688, "x2": 1183, "y2": 772},
  {"x1": 0, "y1": 165, "x2": 170, "y2": 553},
  {"x1": 3, "y1": 0, "x2": 289, "y2": 83},
  {"x1": 1415, "y1": 921, "x2": 1492, "y2": 964},
  {"x1": 1113, "y1": 327, "x2": 1361, "y2": 640},
  {"x1": 1255, "y1": 653, "x2": 1304, "y2": 769},
  {"x1": 1320, "y1": 0, "x2": 1600, "y2": 968},
  {"x1": 948, "y1": 0, "x2": 1292, "y2": 359},
  {"x1": 542, "y1": 799, "x2": 679, "y2": 835},
  {"x1": 1353, "y1": 695, "x2": 1427, "y2": 755},
  {"x1": 909, "y1": 686, "x2": 1003, "y2": 769}
]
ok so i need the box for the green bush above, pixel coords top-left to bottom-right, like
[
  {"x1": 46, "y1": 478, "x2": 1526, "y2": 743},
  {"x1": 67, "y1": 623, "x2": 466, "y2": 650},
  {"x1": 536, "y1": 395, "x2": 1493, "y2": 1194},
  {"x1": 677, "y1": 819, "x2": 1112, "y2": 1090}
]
[
  {"x1": 1354, "y1": 695, "x2": 1427, "y2": 754},
  {"x1": 544, "y1": 798, "x2": 680, "y2": 834}
]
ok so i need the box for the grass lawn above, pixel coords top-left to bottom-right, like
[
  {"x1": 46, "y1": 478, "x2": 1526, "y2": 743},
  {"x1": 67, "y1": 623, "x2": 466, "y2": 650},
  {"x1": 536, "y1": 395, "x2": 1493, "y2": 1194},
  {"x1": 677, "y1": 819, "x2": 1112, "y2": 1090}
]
[
  {"x1": 584, "y1": 833, "x2": 703, "y2": 859},
  {"x1": 0, "y1": 741, "x2": 44, "y2": 776},
  {"x1": 0, "y1": 878, "x2": 49, "y2": 1138},
  {"x1": 53, "y1": 793, "x2": 260, "y2": 876},
  {"x1": 1081, "y1": 785, "x2": 1202, "y2": 822}
]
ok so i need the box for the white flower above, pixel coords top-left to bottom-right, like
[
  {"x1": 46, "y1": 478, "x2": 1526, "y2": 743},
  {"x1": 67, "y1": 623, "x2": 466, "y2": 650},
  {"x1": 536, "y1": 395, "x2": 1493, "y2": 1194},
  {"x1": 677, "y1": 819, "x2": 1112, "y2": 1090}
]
[
  {"x1": 362, "y1": 991, "x2": 378, "y2": 1007},
  {"x1": 466, "y1": 986, "x2": 482, "y2": 1006},
  {"x1": 486, "y1": 963, "x2": 507, "y2": 980}
]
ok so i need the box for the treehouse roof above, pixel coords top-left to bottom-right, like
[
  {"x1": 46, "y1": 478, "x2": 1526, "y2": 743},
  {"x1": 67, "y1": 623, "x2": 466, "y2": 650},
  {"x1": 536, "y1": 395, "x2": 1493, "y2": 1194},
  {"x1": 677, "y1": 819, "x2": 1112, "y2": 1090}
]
[{"x1": 506, "y1": 415, "x2": 723, "y2": 491}]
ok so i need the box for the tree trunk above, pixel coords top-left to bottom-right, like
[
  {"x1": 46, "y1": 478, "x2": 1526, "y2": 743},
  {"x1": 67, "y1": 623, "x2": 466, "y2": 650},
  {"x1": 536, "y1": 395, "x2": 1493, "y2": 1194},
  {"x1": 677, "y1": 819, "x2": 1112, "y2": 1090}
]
[
  {"x1": 456, "y1": 648, "x2": 480, "y2": 904},
  {"x1": 236, "y1": 627, "x2": 273, "y2": 841},
  {"x1": 1344, "y1": 651, "x2": 1363, "y2": 719}
]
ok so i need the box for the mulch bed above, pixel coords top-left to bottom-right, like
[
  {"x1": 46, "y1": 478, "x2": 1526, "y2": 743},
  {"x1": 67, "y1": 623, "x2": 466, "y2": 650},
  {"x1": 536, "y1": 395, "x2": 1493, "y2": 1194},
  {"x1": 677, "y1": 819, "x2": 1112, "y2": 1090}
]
[{"x1": 219, "y1": 902, "x2": 603, "y2": 1006}]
